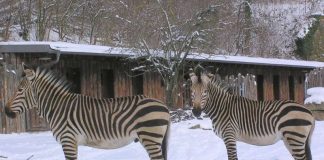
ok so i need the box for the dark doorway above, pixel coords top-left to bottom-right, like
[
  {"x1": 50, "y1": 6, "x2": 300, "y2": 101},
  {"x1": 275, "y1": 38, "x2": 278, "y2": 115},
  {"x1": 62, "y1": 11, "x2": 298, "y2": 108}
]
[
  {"x1": 132, "y1": 72, "x2": 144, "y2": 95},
  {"x1": 288, "y1": 76, "x2": 295, "y2": 100},
  {"x1": 66, "y1": 68, "x2": 81, "y2": 94},
  {"x1": 273, "y1": 75, "x2": 280, "y2": 100},
  {"x1": 101, "y1": 69, "x2": 115, "y2": 98},
  {"x1": 257, "y1": 75, "x2": 264, "y2": 101}
]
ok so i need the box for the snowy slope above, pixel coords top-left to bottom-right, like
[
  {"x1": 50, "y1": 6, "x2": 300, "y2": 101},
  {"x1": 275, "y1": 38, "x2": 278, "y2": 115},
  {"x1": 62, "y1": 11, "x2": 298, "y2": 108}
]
[
  {"x1": 0, "y1": 118, "x2": 324, "y2": 160},
  {"x1": 250, "y1": 2, "x2": 318, "y2": 56}
]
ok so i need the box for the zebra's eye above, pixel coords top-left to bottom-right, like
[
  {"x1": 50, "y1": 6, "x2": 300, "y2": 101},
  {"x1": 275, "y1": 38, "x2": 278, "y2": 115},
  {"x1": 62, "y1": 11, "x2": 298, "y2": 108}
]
[{"x1": 18, "y1": 88, "x2": 23, "y2": 92}]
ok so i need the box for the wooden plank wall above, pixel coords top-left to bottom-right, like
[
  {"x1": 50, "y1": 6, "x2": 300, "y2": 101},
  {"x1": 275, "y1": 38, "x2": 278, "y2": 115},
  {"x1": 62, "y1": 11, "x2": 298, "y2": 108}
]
[
  {"x1": 262, "y1": 71, "x2": 274, "y2": 101},
  {"x1": 295, "y1": 74, "x2": 305, "y2": 104},
  {"x1": 279, "y1": 71, "x2": 289, "y2": 100},
  {"x1": 0, "y1": 53, "x2": 169, "y2": 133},
  {"x1": 0, "y1": 52, "x2": 312, "y2": 133},
  {"x1": 0, "y1": 53, "x2": 26, "y2": 133},
  {"x1": 56, "y1": 55, "x2": 134, "y2": 98},
  {"x1": 143, "y1": 72, "x2": 164, "y2": 101},
  {"x1": 217, "y1": 64, "x2": 308, "y2": 103},
  {"x1": 262, "y1": 69, "x2": 305, "y2": 103}
]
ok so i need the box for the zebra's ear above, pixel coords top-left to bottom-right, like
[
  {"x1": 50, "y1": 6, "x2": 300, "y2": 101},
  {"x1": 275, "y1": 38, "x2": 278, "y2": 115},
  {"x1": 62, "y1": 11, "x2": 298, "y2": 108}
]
[
  {"x1": 207, "y1": 73, "x2": 215, "y2": 79},
  {"x1": 22, "y1": 62, "x2": 35, "y2": 80},
  {"x1": 22, "y1": 62, "x2": 31, "y2": 71},
  {"x1": 189, "y1": 68, "x2": 198, "y2": 84}
]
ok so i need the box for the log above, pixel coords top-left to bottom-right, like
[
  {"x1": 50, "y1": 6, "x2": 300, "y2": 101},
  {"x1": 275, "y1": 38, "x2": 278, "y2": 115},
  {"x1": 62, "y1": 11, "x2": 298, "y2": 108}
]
[{"x1": 305, "y1": 103, "x2": 324, "y2": 121}]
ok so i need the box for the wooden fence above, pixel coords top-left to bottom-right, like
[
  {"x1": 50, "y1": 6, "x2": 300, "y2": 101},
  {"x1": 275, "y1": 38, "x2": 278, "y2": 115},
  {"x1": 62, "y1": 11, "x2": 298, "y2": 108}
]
[
  {"x1": 305, "y1": 67, "x2": 324, "y2": 92},
  {"x1": 181, "y1": 73, "x2": 257, "y2": 108},
  {"x1": 223, "y1": 73, "x2": 257, "y2": 100}
]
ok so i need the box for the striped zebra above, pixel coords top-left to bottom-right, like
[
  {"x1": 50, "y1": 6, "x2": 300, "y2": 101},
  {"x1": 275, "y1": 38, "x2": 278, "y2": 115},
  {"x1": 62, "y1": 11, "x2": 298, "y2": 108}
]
[
  {"x1": 5, "y1": 64, "x2": 170, "y2": 160},
  {"x1": 189, "y1": 70, "x2": 315, "y2": 160}
]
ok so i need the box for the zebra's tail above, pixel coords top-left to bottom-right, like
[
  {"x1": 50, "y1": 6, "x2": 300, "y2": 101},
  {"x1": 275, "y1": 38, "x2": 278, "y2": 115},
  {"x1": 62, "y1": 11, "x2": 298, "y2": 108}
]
[
  {"x1": 305, "y1": 136, "x2": 312, "y2": 160},
  {"x1": 305, "y1": 121, "x2": 314, "y2": 160},
  {"x1": 162, "y1": 120, "x2": 170, "y2": 160}
]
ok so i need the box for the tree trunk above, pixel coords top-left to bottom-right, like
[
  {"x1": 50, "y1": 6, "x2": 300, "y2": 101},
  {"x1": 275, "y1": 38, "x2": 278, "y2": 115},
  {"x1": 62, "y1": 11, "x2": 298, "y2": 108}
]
[
  {"x1": 243, "y1": 0, "x2": 252, "y2": 55},
  {"x1": 165, "y1": 83, "x2": 177, "y2": 109},
  {"x1": 164, "y1": 70, "x2": 180, "y2": 109}
]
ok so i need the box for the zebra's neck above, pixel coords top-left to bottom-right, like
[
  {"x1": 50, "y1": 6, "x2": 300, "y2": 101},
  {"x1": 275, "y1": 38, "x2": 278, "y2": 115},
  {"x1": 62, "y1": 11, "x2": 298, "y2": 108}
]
[
  {"x1": 33, "y1": 69, "x2": 75, "y2": 120},
  {"x1": 203, "y1": 83, "x2": 232, "y2": 117}
]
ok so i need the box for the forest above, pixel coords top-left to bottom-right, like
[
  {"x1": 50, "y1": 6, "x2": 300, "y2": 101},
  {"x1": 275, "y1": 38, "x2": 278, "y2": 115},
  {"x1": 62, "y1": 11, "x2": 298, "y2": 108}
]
[{"x1": 0, "y1": 0, "x2": 323, "y2": 59}]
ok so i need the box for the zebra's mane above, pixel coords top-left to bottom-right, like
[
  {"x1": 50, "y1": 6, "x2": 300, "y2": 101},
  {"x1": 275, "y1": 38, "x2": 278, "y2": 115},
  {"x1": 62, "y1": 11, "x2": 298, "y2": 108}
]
[
  {"x1": 35, "y1": 67, "x2": 73, "y2": 92},
  {"x1": 208, "y1": 76, "x2": 231, "y2": 94}
]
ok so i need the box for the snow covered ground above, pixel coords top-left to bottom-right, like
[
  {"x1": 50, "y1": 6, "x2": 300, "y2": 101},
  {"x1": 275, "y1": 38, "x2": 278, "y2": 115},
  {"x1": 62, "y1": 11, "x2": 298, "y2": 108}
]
[
  {"x1": 0, "y1": 118, "x2": 324, "y2": 160},
  {"x1": 0, "y1": 88, "x2": 323, "y2": 160},
  {"x1": 305, "y1": 87, "x2": 324, "y2": 104}
]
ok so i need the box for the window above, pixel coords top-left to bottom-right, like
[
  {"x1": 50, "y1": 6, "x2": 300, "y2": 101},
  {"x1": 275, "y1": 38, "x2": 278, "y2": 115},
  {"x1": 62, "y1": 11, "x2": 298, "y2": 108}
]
[
  {"x1": 101, "y1": 69, "x2": 115, "y2": 98},
  {"x1": 257, "y1": 75, "x2": 264, "y2": 101},
  {"x1": 273, "y1": 75, "x2": 280, "y2": 100},
  {"x1": 288, "y1": 76, "x2": 295, "y2": 100},
  {"x1": 132, "y1": 72, "x2": 144, "y2": 95},
  {"x1": 66, "y1": 68, "x2": 81, "y2": 94}
]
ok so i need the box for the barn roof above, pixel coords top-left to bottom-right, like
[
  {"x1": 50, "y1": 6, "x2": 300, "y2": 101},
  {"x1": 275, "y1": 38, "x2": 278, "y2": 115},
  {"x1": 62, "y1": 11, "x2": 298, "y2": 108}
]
[{"x1": 1, "y1": 41, "x2": 324, "y2": 69}]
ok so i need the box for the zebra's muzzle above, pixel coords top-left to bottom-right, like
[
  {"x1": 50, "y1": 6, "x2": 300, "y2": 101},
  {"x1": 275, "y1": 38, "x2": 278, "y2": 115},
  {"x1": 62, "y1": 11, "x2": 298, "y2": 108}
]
[
  {"x1": 192, "y1": 107, "x2": 202, "y2": 118},
  {"x1": 5, "y1": 106, "x2": 17, "y2": 119}
]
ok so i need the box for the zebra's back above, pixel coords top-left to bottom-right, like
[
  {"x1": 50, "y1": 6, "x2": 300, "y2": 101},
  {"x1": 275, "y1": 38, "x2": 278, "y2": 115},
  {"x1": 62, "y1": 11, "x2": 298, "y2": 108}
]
[{"x1": 230, "y1": 98, "x2": 314, "y2": 146}]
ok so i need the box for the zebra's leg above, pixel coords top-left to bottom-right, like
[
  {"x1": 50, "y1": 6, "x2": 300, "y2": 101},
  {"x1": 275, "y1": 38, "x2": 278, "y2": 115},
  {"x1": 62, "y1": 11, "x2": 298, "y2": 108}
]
[
  {"x1": 282, "y1": 132, "x2": 311, "y2": 160},
  {"x1": 137, "y1": 127, "x2": 167, "y2": 160},
  {"x1": 60, "y1": 134, "x2": 78, "y2": 160},
  {"x1": 223, "y1": 132, "x2": 238, "y2": 160},
  {"x1": 138, "y1": 134, "x2": 164, "y2": 160}
]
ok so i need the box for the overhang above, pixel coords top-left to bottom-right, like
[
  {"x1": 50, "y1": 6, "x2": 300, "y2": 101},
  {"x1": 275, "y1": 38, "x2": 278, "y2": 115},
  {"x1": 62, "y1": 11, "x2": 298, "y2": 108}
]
[{"x1": 1, "y1": 41, "x2": 324, "y2": 69}]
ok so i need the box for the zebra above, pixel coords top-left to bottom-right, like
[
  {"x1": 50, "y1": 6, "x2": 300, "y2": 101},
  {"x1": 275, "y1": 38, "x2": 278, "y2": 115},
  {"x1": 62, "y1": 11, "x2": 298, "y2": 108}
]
[
  {"x1": 5, "y1": 64, "x2": 170, "y2": 160},
  {"x1": 189, "y1": 70, "x2": 315, "y2": 160}
]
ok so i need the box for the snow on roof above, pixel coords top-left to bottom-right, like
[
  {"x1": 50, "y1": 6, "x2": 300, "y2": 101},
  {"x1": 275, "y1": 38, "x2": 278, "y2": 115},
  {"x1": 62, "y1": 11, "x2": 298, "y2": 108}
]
[
  {"x1": 187, "y1": 54, "x2": 324, "y2": 69},
  {"x1": 1, "y1": 41, "x2": 324, "y2": 69},
  {"x1": 0, "y1": 41, "x2": 133, "y2": 57}
]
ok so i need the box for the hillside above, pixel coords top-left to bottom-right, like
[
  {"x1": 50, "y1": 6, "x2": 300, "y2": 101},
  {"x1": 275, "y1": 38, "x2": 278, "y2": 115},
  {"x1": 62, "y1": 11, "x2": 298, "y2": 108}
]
[{"x1": 0, "y1": 0, "x2": 323, "y2": 59}]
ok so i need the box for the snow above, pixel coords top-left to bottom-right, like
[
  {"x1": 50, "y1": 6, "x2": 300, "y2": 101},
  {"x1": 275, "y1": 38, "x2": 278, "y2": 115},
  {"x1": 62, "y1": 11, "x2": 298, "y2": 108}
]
[
  {"x1": 187, "y1": 53, "x2": 324, "y2": 68},
  {"x1": 1, "y1": 41, "x2": 324, "y2": 69},
  {"x1": 250, "y1": 2, "x2": 319, "y2": 55},
  {"x1": 0, "y1": 41, "x2": 134, "y2": 57},
  {"x1": 0, "y1": 118, "x2": 324, "y2": 160},
  {"x1": 305, "y1": 87, "x2": 324, "y2": 104}
]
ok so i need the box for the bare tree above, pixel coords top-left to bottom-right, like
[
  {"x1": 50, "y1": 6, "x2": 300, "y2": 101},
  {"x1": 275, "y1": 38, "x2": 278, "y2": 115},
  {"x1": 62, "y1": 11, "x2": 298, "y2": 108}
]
[
  {"x1": 126, "y1": 1, "x2": 218, "y2": 108},
  {"x1": 235, "y1": 0, "x2": 253, "y2": 55},
  {"x1": 17, "y1": 0, "x2": 32, "y2": 41},
  {"x1": 52, "y1": 0, "x2": 80, "y2": 41},
  {"x1": 35, "y1": 0, "x2": 55, "y2": 41},
  {"x1": 0, "y1": 0, "x2": 19, "y2": 41}
]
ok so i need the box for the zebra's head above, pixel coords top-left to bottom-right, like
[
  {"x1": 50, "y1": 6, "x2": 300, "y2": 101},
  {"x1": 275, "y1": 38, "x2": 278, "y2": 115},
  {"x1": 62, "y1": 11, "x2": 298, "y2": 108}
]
[
  {"x1": 5, "y1": 64, "x2": 38, "y2": 118},
  {"x1": 189, "y1": 69, "x2": 213, "y2": 118}
]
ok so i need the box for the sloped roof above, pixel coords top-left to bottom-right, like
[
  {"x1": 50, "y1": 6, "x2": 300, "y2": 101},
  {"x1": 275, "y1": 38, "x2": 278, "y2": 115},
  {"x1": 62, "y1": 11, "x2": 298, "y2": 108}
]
[{"x1": 1, "y1": 41, "x2": 324, "y2": 69}]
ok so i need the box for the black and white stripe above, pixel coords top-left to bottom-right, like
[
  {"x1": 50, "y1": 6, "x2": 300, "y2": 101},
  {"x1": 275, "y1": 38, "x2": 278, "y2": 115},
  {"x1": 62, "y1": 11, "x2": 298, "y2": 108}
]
[
  {"x1": 190, "y1": 71, "x2": 314, "y2": 160},
  {"x1": 5, "y1": 65, "x2": 170, "y2": 160}
]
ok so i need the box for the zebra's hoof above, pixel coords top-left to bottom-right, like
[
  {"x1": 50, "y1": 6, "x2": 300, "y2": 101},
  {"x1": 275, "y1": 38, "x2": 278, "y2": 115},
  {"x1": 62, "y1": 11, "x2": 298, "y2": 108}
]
[{"x1": 192, "y1": 108, "x2": 202, "y2": 118}]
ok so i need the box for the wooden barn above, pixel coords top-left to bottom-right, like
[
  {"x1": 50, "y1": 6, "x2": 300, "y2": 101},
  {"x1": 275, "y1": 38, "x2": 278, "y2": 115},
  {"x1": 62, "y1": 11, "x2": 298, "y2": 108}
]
[{"x1": 0, "y1": 42, "x2": 324, "y2": 133}]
